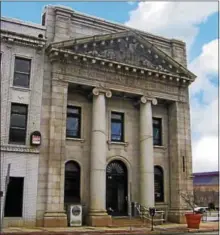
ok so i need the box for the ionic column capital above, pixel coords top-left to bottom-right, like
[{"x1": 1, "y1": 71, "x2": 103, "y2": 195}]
[
  {"x1": 92, "y1": 87, "x2": 112, "y2": 98},
  {"x1": 140, "y1": 96, "x2": 157, "y2": 105}
]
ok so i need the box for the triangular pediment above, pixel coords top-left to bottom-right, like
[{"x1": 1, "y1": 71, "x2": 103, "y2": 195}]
[{"x1": 49, "y1": 30, "x2": 196, "y2": 80}]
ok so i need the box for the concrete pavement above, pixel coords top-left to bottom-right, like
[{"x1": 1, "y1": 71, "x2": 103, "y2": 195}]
[{"x1": 1, "y1": 221, "x2": 219, "y2": 235}]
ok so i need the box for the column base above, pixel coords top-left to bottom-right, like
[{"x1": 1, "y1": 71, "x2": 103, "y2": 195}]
[
  {"x1": 44, "y1": 211, "x2": 67, "y2": 227},
  {"x1": 168, "y1": 209, "x2": 188, "y2": 224},
  {"x1": 87, "y1": 211, "x2": 112, "y2": 227}
]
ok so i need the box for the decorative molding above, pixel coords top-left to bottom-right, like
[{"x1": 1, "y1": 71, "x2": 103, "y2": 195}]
[
  {"x1": 47, "y1": 47, "x2": 191, "y2": 86},
  {"x1": 1, "y1": 30, "x2": 46, "y2": 49},
  {"x1": 1, "y1": 145, "x2": 40, "y2": 154},
  {"x1": 140, "y1": 96, "x2": 158, "y2": 105},
  {"x1": 92, "y1": 87, "x2": 112, "y2": 98},
  {"x1": 107, "y1": 140, "x2": 129, "y2": 152}
]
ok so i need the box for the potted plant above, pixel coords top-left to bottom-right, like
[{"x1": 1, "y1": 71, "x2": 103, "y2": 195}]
[{"x1": 179, "y1": 191, "x2": 203, "y2": 229}]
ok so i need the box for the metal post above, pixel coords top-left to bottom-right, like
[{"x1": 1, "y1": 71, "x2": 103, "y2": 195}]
[
  {"x1": 0, "y1": 164, "x2": 11, "y2": 231},
  {"x1": 151, "y1": 215, "x2": 154, "y2": 231},
  {"x1": 129, "y1": 182, "x2": 132, "y2": 231}
]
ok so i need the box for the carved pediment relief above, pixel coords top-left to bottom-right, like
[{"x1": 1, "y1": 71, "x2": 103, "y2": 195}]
[{"x1": 49, "y1": 30, "x2": 196, "y2": 80}]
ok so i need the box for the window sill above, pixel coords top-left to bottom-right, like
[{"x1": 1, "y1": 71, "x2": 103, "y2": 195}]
[
  {"x1": 107, "y1": 140, "x2": 129, "y2": 151},
  {"x1": 11, "y1": 86, "x2": 31, "y2": 91},
  {"x1": 66, "y1": 137, "x2": 85, "y2": 143},
  {"x1": 154, "y1": 145, "x2": 166, "y2": 150},
  {"x1": 107, "y1": 140, "x2": 129, "y2": 147}
]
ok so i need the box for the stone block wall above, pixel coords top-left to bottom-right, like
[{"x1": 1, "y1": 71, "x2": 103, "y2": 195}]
[
  {"x1": 42, "y1": 5, "x2": 187, "y2": 66},
  {"x1": 0, "y1": 18, "x2": 45, "y2": 227},
  {"x1": 0, "y1": 152, "x2": 39, "y2": 227}
]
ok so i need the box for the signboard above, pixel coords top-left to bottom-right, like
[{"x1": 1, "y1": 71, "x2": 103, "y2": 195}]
[{"x1": 30, "y1": 131, "x2": 41, "y2": 146}]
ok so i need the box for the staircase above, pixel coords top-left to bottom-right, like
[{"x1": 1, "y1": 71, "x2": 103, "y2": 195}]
[{"x1": 111, "y1": 217, "x2": 149, "y2": 227}]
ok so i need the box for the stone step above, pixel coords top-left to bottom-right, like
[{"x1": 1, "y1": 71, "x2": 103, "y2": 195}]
[{"x1": 111, "y1": 217, "x2": 149, "y2": 227}]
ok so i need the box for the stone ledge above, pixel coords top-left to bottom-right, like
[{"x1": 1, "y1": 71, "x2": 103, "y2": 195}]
[{"x1": 1, "y1": 145, "x2": 39, "y2": 154}]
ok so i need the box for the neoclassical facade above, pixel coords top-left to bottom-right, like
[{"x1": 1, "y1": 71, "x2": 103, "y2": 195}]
[{"x1": 1, "y1": 5, "x2": 196, "y2": 228}]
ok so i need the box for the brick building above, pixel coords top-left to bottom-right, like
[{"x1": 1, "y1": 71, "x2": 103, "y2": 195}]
[
  {"x1": 193, "y1": 171, "x2": 219, "y2": 208},
  {"x1": 1, "y1": 5, "x2": 196, "y2": 227},
  {"x1": 0, "y1": 17, "x2": 46, "y2": 227}
]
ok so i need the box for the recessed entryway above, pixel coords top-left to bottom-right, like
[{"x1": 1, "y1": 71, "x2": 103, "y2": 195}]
[{"x1": 106, "y1": 160, "x2": 128, "y2": 216}]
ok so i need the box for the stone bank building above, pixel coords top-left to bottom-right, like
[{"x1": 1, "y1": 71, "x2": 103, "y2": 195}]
[{"x1": 1, "y1": 5, "x2": 196, "y2": 228}]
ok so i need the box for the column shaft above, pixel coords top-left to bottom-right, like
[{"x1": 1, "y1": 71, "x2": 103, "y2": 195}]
[
  {"x1": 139, "y1": 100, "x2": 155, "y2": 208},
  {"x1": 90, "y1": 93, "x2": 107, "y2": 213}
]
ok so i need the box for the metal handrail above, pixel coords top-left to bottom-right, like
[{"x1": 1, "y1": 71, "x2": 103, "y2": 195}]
[{"x1": 138, "y1": 204, "x2": 165, "y2": 224}]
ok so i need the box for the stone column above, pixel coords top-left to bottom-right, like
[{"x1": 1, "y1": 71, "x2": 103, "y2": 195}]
[
  {"x1": 168, "y1": 101, "x2": 194, "y2": 223},
  {"x1": 139, "y1": 96, "x2": 157, "y2": 208},
  {"x1": 87, "y1": 87, "x2": 112, "y2": 227},
  {"x1": 44, "y1": 79, "x2": 68, "y2": 227}
]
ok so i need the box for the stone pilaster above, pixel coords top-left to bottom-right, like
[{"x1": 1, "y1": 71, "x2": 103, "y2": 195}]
[
  {"x1": 139, "y1": 96, "x2": 157, "y2": 208},
  {"x1": 168, "y1": 100, "x2": 193, "y2": 223},
  {"x1": 87, "y1": 87, "x2": 112, "y2": 227},
  {"x1": 43, "y1": 79, "x2": 68, "y2": 227}
]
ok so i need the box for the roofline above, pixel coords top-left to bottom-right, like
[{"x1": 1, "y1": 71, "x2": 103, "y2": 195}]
[
  {"x1": 0, "y1": 16, "x2": 46, "y2": 30},
  {"x1": 193, "y1": 171, "x2": 219, "y2": 177},
  {"x1": 44, "y1": 5, "x2": 186, "y2": 46}
]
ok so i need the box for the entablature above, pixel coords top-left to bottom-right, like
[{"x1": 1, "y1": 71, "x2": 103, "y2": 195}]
[{"x1": 1, "y1": 29, "x2": 46, "y2": 49}]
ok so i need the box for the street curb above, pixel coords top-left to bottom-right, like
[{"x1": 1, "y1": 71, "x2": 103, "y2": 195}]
[
  {"x1": 2, "y1": 229, "x2": 219, "y2": 235},
  {"x1": 2, "y1": 226, "x2": 219, "y2": 235}
]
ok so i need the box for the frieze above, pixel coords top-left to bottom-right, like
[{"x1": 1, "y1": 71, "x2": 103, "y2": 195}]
[
  {"x1": 67, "y1": 35, "x2": 178, "y2": 75},
  {"x1": 53, "y1": 63, "x2": 187, "y2": 102},
  {"x1": 1, "y1": 145, "x2": 40, "y2": 154}
]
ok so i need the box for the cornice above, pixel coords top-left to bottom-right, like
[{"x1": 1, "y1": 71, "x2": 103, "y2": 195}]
[
  {"x1": 1, "y1": 145, "x2": 40, "y2": 154},
  {"x1": 47, "y1": 47, "x2": 192, "y2": 86},
  {"x1": 0, "y1": 29, "x2": 46, "y2": 49}
]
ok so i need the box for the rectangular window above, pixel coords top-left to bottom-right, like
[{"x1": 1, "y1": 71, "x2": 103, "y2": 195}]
[
  {"x1": 66, "y1": 106, "x2": 81, "y2": 138},
  {"x1": 9, "y1": 103, "x2": 28, "y2": 145},
  {"x1": 111, "y1": 112, "x2": 124, "y2": 142},
  {"x1": 13, "y1": 57, "x2": 31, "y2": 88},
  {"x1": 153, "y1": 118, "x2": 162, "y2": 146},
  {"x1": 4, "y1": 177, "x2": 24, "y2": 217}
]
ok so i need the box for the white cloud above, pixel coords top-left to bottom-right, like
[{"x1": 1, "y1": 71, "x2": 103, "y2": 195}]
[
  {"x1": 192, "y1": 136, "x2": 218, "y2": 173},
  {"x1": 189, "y1": 39, "x2": 218, "y2": 104},
  {"x1": 189, "y1": 39, "x2": 218, "y2": 173},
  {"x1": 125, "y1": 2, "x2": 218, "y2": 173},
  {"x1": 125, "y1": 2, "x2": 218, "y2": 48},
  {"x1": 127, "y1": 1, "x2": 135, "y2": 6}
]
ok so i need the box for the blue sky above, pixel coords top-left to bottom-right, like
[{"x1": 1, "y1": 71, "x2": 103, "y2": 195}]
[
  {"x1": 1, "y1": 2, "x2": 217, "y2": 62},
  {"x1": 1, "y1": 2, "x2": 218, "y2": 172}
]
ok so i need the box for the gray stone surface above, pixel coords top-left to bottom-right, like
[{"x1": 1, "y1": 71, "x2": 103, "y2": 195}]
[{"x1": 1, "y1": 4, "x2": 195, "y2": 227}]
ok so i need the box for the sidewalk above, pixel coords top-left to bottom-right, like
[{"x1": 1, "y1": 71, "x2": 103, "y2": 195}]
[{"x1": 2, "y1": 221, "x2": 219, "y2": 235}]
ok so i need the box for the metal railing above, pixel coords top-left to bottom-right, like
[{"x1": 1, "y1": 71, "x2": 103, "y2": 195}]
[{"x1": 136, "y1": 204, "x2": 166, "y2": 225}]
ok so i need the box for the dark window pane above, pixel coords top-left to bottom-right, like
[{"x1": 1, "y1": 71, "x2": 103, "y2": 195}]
[
  {"x1": 153, "y1": 119, "x2": 160, "y2": 125},
  {"x1": 11, "y1": 114, "x2": 26, "y2": 128},
  {"x1": 9, "y1": 104, "x2": 27, "y2": 145},
  {"x1": 111, "y1": 112, "x2": 124, "y2": 142},
  {"x1": 13, "y1": 73, "x2": 29, "y2": 87},
  {"x1": 15, "y1": 58, "x2": 30, "y2": 73},
  {"x1": 67, "y1": 107, "x2": 79, "y2": 115},
  {"x1": 5, "y1": 177, "x2": 24, "y2": 217},
  {"x1": 65, "y1": 161, "x2": 80, "y2": 203},
  {"x1": 112, "y1": 113, "x2": 122, "y2": 120},
  {"x1": 9, "y1": 128, "x2": 26, "y2": 144},
  {"x1": 111, "y1": 122, "x2": 122, "y2": 141},
  {"x1": 11, "y1": 105, "x2": 27, "y2": 114},
  {"x1": 66, "y1": 116, "x2": 80, "y2": 138},
  {"x1": 153, "y1": 118, "x2": 162, "y2": 146},
  {"x1": 154, "y1": 167, "x2": 164, "y2": 202}
]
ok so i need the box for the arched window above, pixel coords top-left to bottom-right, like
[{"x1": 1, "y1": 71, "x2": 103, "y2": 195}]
[
  {"x1": 154, "y1": 166, "x2": 164, "y2": 202},
  {"x1": 64, "y1": 161, "x2": 80, "y2": 204}
]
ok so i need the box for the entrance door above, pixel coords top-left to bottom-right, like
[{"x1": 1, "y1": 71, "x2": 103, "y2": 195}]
[{"x1": 106, "y1": 160, "x2": 128, "y2": 216}]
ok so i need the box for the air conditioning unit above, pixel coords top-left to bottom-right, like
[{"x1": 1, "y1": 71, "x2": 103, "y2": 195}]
[{"x1": 68, "y1": 204, "x2": 82, "y2": 226}]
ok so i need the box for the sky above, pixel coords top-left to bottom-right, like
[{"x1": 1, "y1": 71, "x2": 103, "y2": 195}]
[{"x1": 1, "y1": 1, "x2": 219, "y2": 173}]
